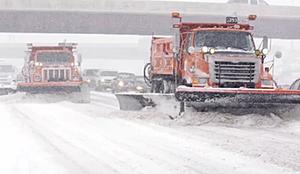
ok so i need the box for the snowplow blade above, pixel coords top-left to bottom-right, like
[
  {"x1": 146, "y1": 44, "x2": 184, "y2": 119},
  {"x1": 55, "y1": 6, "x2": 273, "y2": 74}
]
[
  {"x1": 17, "y1": 82, "x2": 83, "y2": 93},
  {"x1": 115, "y1": 92, "x2": 175, "y2": 111},
  {"x1": 17, "y1": 82, "x2": 90, "y2": 103},
  {"x1": 175, "y1": 86, "x2": 300, "y2": 114}
]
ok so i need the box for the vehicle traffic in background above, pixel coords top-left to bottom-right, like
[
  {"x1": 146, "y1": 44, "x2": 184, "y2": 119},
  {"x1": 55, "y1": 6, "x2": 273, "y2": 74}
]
[{"x1": 0, "y1": 64, "x2": 17, "y2": 95}]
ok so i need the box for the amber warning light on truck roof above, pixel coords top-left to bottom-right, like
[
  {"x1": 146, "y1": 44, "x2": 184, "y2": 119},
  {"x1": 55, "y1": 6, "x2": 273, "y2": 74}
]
[
  {"x1": 171, "y1": 12, "x2": 181, "y2": 18},
  {"x1": 248, "y1": 15, "x2": 257, "y2": 21}
]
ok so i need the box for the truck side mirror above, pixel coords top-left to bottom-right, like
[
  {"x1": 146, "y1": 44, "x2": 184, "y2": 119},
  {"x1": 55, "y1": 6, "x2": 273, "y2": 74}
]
[{"x1": 77, "y1": 54, "x2": 82, "y2": 66}]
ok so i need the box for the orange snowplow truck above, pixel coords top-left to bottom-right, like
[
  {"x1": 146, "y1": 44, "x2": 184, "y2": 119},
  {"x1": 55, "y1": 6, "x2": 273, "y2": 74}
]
[
  {"x1": 17, "y1": 43, "x2": 90, "y2": 102},
  {"x1": 145, "y1": 14, "x2": 273, "y2": 92},
  {"x1": 139, "y1": 13, "x2": 300, "y2": 113}
]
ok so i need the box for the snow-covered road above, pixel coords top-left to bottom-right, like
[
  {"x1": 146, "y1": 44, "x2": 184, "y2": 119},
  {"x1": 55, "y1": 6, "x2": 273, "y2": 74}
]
[{"x1": 0, "y1": 92, "x2": 299, "y2": 174}]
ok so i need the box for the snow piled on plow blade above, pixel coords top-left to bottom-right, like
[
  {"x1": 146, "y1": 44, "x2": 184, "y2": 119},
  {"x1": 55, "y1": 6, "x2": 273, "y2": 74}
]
[
  {"x1": 176, "y1": 86, "x2": 300, "y2": 115},
  {"x1": 115, "y1": 92, "x2": 178, "y2": 111},
  {"x1": 16, "y1": 82, "x2": 91, "y2": 103}
]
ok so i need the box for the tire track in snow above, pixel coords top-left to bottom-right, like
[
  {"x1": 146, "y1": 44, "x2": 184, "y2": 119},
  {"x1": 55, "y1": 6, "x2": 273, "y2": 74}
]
[
  {"x1": 11, "y1": 105, "x2": 121, "y2": 174},
  {"x1": 13, "y1": 103, "x2": 296, "y2": 174},
  {"x1": 11, "y1": 104, "x2": 183, "y2": 174}
]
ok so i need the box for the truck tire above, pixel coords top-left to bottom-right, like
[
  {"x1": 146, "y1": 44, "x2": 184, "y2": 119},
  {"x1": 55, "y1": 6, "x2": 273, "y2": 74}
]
[{"x1": 151, "y1": 81, "x2": 161, "y2": 93}]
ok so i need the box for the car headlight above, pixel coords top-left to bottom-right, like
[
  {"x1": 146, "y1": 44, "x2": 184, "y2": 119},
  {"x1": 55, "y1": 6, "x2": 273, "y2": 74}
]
[
  {"x1": 100, "y1": 79, "x2": 105, "y2": 82},
  {"x1": 118, "y1": 81, "x2": 124, "y2": 87},
  {"x1": 136, "y1": 86, "x2": 143, "y2": 90}
]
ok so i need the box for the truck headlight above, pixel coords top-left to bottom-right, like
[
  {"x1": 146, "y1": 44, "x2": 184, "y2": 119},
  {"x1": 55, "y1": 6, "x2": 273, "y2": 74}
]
[
  {"x1": 199, "y1": 78, "x2": 208, "y2": 85},
  {"x1": 209, "y1": 48, "x2": 216, "y2": 54},
  {"x1": 201, "y1": 46, "x2": 209, "y2": 53},
  {"x1": 187, "y1": 46, "x2": 195, "y2": 54},
  {"x1": 262, "y1": 48, "x2": 269, "y2": 55},
  {"x1": 192, "y1": 78, "x2": 208, "y2": 86},
  {"x1": 136, "y1": 86, "x2": 143, "y2": 90},
  {"x1": 261, "y1": 79, "x2": 274, "y2": 88}
]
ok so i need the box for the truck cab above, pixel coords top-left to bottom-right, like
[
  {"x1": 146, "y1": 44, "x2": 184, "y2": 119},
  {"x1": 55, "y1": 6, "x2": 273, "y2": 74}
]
[
  {"x1": 175, "y1": 16, "x2": 274, "y2": 89},
  {"x1": 23, "y1": 43, "x2": 81, "y2": 83},
  {"x1": 18, "y1": 43, "x2": 87, "y2": 94}
]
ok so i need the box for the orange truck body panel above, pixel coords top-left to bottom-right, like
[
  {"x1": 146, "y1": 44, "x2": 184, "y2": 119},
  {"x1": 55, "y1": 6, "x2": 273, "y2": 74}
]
[{"x1": 150, "y1": 37, "x2": 175, "y2": 76}]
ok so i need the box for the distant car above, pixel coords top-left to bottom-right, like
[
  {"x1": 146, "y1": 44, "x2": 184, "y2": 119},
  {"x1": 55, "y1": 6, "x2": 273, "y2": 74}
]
[
  {"x1": 0, "y1": 64, "x2": 17, "y2": 95},
  {"x1": 227, "y1": 0, "x2": 269, "y2": 5},
  {"x1": 83, "y1": 69, "x2": 101, "y2": 89},
  {"x1": 96, "y1": 71, "x2": 118, "y2": 92},
  {"x1": 134, "y1": 76, "x2": 150, "y2": 93},
  {"x1": 112, "y1": 72, "x2": 136, "y2": 92}
]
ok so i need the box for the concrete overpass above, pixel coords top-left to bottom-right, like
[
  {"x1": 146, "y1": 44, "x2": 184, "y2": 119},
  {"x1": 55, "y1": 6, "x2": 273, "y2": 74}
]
[{"x1": 0, "y1": 0, "x2": 300, "y2": 39}]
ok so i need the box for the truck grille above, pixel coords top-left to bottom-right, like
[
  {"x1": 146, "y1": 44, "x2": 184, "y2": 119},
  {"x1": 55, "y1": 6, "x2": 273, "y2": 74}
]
[
  {"x1": 213, "y1": 61, "x2": 258, "y2": 83},
  {"x1": 42, "y1": 68, "x2": 71, "y2": 82}
]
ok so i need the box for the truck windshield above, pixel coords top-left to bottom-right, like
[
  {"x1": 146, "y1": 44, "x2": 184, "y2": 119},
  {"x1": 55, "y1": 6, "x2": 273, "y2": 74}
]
[
  {"x1": 0, "y1": 65, "x2": 14, "y2": 72},
  {"x1": 195, "y1": 31, "x2": 255, "y2": 52},
  {"x1": 37, "y1": 52, "x2": 72, "y2": 64}
]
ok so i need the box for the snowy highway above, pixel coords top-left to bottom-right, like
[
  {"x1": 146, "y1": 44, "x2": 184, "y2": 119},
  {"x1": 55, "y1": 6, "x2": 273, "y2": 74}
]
[{"x1": 0, "y1": 92, "x2": 299, "y2": 174}]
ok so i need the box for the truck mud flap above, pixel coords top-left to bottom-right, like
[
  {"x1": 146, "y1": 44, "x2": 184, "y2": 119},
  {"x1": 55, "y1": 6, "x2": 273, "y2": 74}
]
[{"x1": 115, "y1": 93, "x2": 175, "y2": 111}]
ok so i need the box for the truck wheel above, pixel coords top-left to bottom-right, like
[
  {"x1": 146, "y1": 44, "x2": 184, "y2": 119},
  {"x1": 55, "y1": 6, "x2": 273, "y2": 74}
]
[
  {"x1": 151, "y1": 81, "x2": 160, "y2": 93},
  {"x1": 179, "y1": 102, "x2": 185, "y2": 116}
]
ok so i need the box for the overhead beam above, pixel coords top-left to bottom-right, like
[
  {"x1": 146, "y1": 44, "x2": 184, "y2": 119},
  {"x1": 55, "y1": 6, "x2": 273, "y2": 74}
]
[{"x1": 0, "y1": 0, "x2": 299, "y2": 39}]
